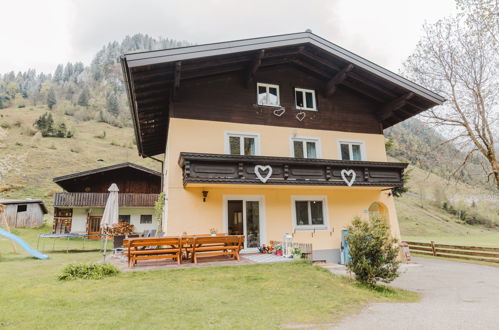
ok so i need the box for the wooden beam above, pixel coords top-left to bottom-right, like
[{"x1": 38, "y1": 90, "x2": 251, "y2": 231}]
[
  {"x1": 246, "y1": 49, "x2": 264, "y2": 87},
  {"x1": 324, "y1": 64, "x2": 354, "y2": 96},
  {"x1": 291, "y1": 59, "x2": 330, "y2": 79},
  {"x1": 379, "y1": 92, "x2": 414, "y2": 120},
  {"x1": 341, "y1": 80, "x2": 386, "y2": 102},
  {"x1": 172, "y1": 61, "x2": 181, "y2": 100},
  {"x1": 298, "y1": 49, "x2": 341, "y2": 71}
]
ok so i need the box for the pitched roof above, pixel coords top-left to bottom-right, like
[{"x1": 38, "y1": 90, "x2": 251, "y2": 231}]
[
  {"x1": 121, "y1": 31, "x2": 445, "y2": 157},
  {"x1": 0, "y1": 199, "x2": 48, "y2": 213},
  {"x1": 53, "y1": 162, "x2": 161, "y2": 184}
]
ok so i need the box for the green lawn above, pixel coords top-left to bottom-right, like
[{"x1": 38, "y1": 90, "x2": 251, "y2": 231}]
[{"x1": 0, "y1": 227, "x2": 417, "y2": 329}]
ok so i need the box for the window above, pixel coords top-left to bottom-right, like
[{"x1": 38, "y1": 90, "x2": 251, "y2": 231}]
[
  {"x1": 295, "y1": 88, "x2": 316, "y2": 110},
  {"x1": 292, "y1": 196, "x2": 328, "y2": 230},
  {"x1": 140, "y1": 215, "x2": 152, "y2": 224},
  {"x1": 257, "y1": 83, "x2": 280, "y2": 106},
  {"x1": 17, "y1": 204, "x2": 27, "y2": 213},
  {"x1": 338, "y1": 140, "x2": 365, "y2": 161},
  {"x1": 225, "y1": 132, "x2": 259, "y2": 155},
  {"x1": 292, "y1": 137, "x2": 319, "y2": 159},
  {"x1": 119, "y1": 215, "x2": 130, "y2": 224}
]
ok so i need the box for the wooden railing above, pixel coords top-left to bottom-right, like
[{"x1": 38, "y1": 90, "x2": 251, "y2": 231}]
[
  {"x1": 406, "y1": 241, "x2": 499, "y2": 264},
  {"x1": 54, "y1": 192, "x2": 159, "y2": 207},
  {"x1": 270, "y1": 240, "x2": 313, "y2": 261}
]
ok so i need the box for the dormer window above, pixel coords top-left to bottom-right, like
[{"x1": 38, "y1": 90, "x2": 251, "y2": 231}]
[
  {"x1": 295, "y1": 88, "x2": 317, "y2": 111},
  {"x1": 257, "y1": 83, "x2": 280, "y2": 106}
]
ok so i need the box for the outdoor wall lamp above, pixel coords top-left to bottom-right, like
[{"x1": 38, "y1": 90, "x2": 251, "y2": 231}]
[{"x1": 202, "y1": 190, "x2": 209, "y2": 202}]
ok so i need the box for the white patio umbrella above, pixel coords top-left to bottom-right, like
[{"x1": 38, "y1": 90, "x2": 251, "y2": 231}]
[{"x1": 101, "y1": 183, "x2": 119, "y2": 262}]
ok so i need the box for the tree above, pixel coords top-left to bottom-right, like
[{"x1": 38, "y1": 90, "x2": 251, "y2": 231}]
[
  {"x1": 77, "y1": 87, "x2": 90, "y2": 107},
  {"x1": 53, "y1": 64, "x2": 64, "y2": 83},
  {"x1": 346, "y1": 216, "x2": 400, "y2": 285},
  {"x1": 47, "y1": 88, "x2": 57, "y2": 109},
  {"x1": 106, "y1": 92, "x2": 120, "y2": 116},
  {"x1": 404, "y1": 0, "x2": 499, "y2": 189},
  {"x1": 33, "y1": 112, "x2": 55, "y2": 136}
]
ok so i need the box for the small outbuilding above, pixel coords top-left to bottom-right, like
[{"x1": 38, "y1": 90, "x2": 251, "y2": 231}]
[{"x1": 0, "y1": 199, "x2": 48, "y2": 228}]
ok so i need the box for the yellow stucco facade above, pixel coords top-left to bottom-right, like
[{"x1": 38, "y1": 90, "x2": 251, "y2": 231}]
[{"x1": 164, "y1": 118, "x2": 401, "y2": 262}]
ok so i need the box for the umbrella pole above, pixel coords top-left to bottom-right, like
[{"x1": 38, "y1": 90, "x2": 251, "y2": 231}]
[{"x1": 102, "y1": 227, "x2": 108, "y2": 263}]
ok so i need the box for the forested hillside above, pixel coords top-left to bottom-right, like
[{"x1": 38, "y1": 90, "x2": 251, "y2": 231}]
[{"x1": 0, "y1": 34, "x2": 190, "y2": 127}]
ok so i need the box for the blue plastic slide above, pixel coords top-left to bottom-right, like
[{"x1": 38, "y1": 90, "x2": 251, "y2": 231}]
[{"x1": 0, "y1": 228, "x2": 48, "y2": 260}]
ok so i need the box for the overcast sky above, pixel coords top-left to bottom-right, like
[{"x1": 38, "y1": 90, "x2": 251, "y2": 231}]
[{"x1": 0, "y1": 0, "x2": 457, "y2": 74}]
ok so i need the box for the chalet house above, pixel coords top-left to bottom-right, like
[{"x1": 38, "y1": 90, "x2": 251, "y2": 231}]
[
  {"x1": 121, "y1": 32, "x2": 444, "y2": 262},
  {"x1": 52, "y1": 163, "x2": 161, "y2": 237},
  {"x1": 0, "y1": 199, "x2": 48, "y2": 228}
]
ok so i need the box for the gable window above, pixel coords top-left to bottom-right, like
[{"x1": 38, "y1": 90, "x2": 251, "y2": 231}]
[
  {"x1": 292, "y1": 137, "x2": 319, "y2": 159},
  {"x1": 119, "y1": 215, "x2": 131, "y2": 224},
  {"x1": 225, "y1": 132, "x2": 259, "y2": 156},
  {"x1": 295, "y1": 88, "x2": 316, "y2": 111},
  {"x1": 257, "y1": 83, "x2": 280, "y2": 106},
  {"x1": 292, "y1": 196, "x2": 328, "y2": 230},
  {"x1": 140, "y1": 215, "x2": 153, "y2": 224},
  {"x1": 17, "y1": 204, "x2": 27, "y2": 213},
  {"x1": 338, "y1": 140, "x2": 365, "y2": 161}
]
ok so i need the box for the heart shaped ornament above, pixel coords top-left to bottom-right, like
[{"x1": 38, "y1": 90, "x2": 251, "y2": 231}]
[
  {"x1": 273, "y1": 107, "x2": 286, "y2": 117},
  {"x1": 296, "y1": 111, "x2": 306, "y2": 122},
  {"x1": 340, "y1": 169, "x2": 356, "y2": 186},
  {"x1": 254, "y1": 165, "x2": 273, "y2": 183}
]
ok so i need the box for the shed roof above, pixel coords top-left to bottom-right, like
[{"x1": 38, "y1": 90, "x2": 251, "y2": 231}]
[
  {"x1": 0, "y1": 199, "x2": 48, "y2": 213},
  {"x1": 121, "y1": 31, "x2": 445, "y2": 157}
]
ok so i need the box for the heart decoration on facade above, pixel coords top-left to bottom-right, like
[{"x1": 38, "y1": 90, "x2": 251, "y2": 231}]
[
  {"x1": 296, "y1": 111, "x2": 306, "y2": 122},
  {"x1": 340, "y1": 169, "x2": 356, "y2": 187},
  {"x1": 255, "y1": 165, "x2": 273, "y2": 183},
  {"x1": 273, "y1": 107, "x2": 286, "y2": 117}
]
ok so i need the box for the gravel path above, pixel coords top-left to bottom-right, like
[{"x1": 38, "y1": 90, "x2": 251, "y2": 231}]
[{"x1": 330, "y1": 257, "x2": 499, "y2": 330}]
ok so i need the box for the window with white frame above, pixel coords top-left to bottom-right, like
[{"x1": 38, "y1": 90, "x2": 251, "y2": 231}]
[
  {"x1": 338, "y1": 140, "x2": 365, "y2": 161},
  {"x1": 257, "y1": 83, "x2": 280, "y2": 106},
  {"x1": 295, "y1": 88, "x2": 317, "y2": 110},
  {"x1": 292, "y1": 196, "x2": 327, "y2": 229},
  {"x1": 225, "y1": 132, "x2": 259, "y2": 156},
  {"x1": 292, "y1": 137, "x2": 319, "y2": 159},
  {"x1": 140, "y1": 215, "x2": 152, "y2": 224},
  {"x1": 119, "y1": 215, "x2": 130, "y2": 224}
]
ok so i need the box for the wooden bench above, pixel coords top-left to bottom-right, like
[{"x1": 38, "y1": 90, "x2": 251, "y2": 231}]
[
  {"x1": 185, "y1": 235, "x2": 244, "y2": 264},
  {"x1": 123, "y1": 237, "x2": 182, "y2": 268}
]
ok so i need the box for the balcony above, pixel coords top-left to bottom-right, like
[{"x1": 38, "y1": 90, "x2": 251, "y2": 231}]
[
  {"x1": 53, "y1": 192, "x2": 159, "y2": 208},
  {"x1": 178, "y1": 152, "x2": 408, "y2": 188}
]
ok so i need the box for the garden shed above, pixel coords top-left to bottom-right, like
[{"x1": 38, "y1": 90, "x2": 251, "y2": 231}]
[{"x1": 0, "y1": 199, "x2": 48, "y2": 228}]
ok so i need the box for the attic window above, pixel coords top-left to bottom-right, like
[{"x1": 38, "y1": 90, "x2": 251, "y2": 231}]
[
  {"x1": 257, "y1": 83, "x2": 280, "y2": 106},
  {"x1": 17, "y1": 204, "x2": 27, "y2": 213},
  {"x1": 295, "y1": 88, "x2": 316, "y2": 110}
]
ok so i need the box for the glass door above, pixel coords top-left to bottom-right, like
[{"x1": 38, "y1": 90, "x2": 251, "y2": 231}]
[{"x1": 227, "y1": 199, "x2": 261, "y2": 249}]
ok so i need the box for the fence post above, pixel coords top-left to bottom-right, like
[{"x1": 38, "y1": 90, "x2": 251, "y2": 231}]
[{"x1": 430, "y1": 241, "x2": 436, "y2": 256}]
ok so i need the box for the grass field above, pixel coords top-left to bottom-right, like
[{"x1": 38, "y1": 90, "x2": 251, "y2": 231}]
[{"x1": 0, "y1": 227, "x2": 417, "y2": 329}]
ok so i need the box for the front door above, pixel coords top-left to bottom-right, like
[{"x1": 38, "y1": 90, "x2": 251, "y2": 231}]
[
  {"x1": 87, "y1": 216, "x2": 102, "y2": 240},
  {"x1": 226, "y1": 198, "x2": 262, "y2": 249}
]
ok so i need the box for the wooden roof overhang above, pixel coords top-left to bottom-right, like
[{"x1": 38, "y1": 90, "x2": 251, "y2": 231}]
[
  {"x1": 0, "y1": 199, "x2": 48, "y2": 213},
  {"x1": 53, "y1": 162, "x2": 161, "y2": 191},
  {"x1": 178, "y1": 152, "x2": 408, "y2": 188},
  {"x1": 121, "y1": 32, "x2": 445, "y2": 157}
]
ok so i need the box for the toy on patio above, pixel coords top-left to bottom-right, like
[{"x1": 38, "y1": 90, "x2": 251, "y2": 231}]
[{"x1": 0, "y1": 204, "x2": 48, "y2": 260}]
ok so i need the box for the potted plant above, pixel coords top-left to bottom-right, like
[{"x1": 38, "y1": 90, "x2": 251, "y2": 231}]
[
  {"x1": 291, "y1": 247, "x2": 302, "y2": 260},
  {"x1": 274, "y1": 245, "x2": 283, "y2": 256},
  {"x1": 109, "y1": 222, "x2": 135, "y2": 248},
  {"x1": 209, "y1": 228, "x2": 217, "y2": 236}
]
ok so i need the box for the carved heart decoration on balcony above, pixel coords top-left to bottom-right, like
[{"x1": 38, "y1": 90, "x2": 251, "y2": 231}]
[
  {"x1": 341, "y1": 169, "x2": 356, "y2": 186},
  {"x1": 296, "y1": 111, "x2": 306, "y2": 121},
  {"x1": 273, "y1": 107, "x2": 286, "y2": 117},
  {"x1": 255, "y1": 165, "x2": 273, "y2": 183}
]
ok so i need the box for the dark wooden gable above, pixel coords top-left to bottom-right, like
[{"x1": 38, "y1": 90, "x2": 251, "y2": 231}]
[
  {"x1": 53, "y1": 163, "x2": 161, "y2": 193},
  {"x1": 122, "y1": 32, "x2": 445, "y2": 157}
]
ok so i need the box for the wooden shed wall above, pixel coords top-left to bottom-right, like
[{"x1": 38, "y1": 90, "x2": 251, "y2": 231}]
[{"x1": 1, "y1": 204, "x2": 45, "y2": 228}]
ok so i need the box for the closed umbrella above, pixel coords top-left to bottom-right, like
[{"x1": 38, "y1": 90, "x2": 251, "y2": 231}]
[{"x1": 101, "y1": 183, "x2": 119, "y2": 262}]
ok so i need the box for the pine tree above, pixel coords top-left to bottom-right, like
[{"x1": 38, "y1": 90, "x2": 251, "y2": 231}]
[
  {"x1": 47, "y1": 88, "x2": 56, "y2": 109},
  {"x1": 77, "y1": 87, "x2": 90, "y2": 107},
  {"x1": 53, "y1": 64, "x2": 63, "y2": 83},
  {"x1": 106, "y1": 92, "x2": 120, "y2": 116}
]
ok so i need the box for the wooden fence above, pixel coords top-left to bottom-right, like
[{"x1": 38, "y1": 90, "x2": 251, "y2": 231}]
[{"x1": 406, "y1": 241, "x2": 499, "y2": 264}]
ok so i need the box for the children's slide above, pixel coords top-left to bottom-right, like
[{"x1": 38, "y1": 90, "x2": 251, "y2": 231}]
[{"x1": 0, "y1": 228, "x2": 48, "y2": 260}]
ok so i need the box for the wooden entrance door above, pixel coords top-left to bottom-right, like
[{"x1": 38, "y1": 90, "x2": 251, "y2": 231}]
[{"x1": 87, "y1": 216, "x2": 101, "y2": 240}]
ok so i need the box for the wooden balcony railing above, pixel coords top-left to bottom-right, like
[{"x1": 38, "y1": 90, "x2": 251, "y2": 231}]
[
  {"x1": 53, "y1": 192, "x2": 159, "y2": 207},
  {"x1": 178, "y1": 152, "x2": 408, "y2": 188}
]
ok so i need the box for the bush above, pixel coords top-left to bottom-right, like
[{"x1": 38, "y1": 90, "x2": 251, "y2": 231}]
[
  {"x1": 58, "y1": 263, "x2": 120, "y2": 281},
  {"x1": 346, "y1": 216, "x2": 400, "y2": 285}
]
